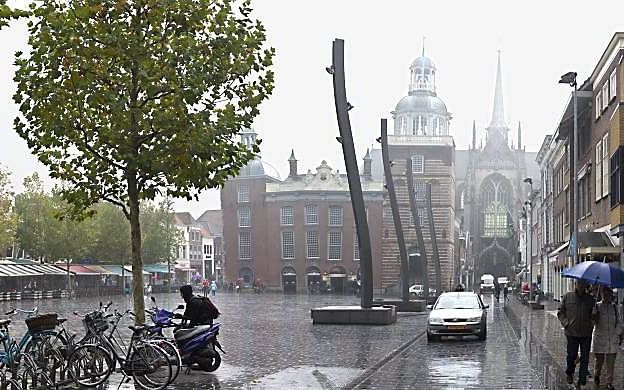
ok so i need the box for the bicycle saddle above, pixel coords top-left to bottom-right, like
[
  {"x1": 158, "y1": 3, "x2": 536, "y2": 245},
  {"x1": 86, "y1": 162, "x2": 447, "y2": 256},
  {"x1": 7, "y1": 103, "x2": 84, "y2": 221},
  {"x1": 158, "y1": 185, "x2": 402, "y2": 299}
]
[
  {"x1": 57, "y1": 318, "x2": 67, "y2": 324},
  {"x1": 128, "y1": 325, "x2": 148, "y2": 334}
]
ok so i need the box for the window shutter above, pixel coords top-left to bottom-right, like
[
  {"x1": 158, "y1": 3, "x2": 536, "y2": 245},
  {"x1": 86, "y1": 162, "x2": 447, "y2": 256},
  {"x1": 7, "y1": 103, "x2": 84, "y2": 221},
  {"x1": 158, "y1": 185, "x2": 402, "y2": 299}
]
[
  {"x1": 596, "y1": 143, "x2": 602, "y2": 201},
  {"x1": 603, "y1": 135, "x2": 610, "y2": 197}
]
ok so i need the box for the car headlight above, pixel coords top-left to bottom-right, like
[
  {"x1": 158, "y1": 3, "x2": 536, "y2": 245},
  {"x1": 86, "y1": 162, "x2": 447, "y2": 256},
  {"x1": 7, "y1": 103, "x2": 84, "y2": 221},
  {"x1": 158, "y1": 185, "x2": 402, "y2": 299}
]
[
  {"x1": 429, "y1": 316, "x2": 444, "y2": 325},
  {"x1": 467, "y1": 316, "x2": 481, "y2": 322}
]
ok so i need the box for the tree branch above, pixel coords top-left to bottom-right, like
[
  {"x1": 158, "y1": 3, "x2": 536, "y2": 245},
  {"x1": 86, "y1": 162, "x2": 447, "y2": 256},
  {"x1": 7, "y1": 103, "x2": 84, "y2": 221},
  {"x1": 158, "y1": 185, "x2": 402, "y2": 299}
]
[{"x1": 75, "y1": 123, "x2": 126, "y2": 171}]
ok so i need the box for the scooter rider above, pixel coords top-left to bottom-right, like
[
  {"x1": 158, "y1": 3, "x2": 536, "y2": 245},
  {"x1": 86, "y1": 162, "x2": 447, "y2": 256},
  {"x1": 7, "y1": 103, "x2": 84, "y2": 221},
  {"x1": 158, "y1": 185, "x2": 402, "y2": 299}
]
[{"x1": 179, "y1": 284, "x2": 213, "y2": 326}]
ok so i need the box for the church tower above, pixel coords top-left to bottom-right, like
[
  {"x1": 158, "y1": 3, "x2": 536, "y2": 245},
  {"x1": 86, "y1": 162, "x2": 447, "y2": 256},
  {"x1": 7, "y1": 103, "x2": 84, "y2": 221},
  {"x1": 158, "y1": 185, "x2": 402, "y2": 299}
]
[
  {"x1": 456, "y1": 52, "x2": 536, "y2": 284},
  {"x1": 381, "y1": 45, "x2": 457, "y2": 293}
]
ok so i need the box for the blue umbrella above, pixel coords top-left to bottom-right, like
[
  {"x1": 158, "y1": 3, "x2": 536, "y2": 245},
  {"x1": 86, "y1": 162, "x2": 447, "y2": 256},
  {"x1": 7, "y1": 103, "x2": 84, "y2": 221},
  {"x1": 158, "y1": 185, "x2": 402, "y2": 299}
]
[{"x1": 562, "y1": 260, "x2": 624, "y2": 288}]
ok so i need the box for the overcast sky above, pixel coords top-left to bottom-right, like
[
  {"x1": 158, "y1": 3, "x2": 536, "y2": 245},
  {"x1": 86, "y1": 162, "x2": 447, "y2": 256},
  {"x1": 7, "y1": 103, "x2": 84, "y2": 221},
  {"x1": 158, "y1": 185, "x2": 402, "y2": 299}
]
[{"x1": 1, "y1": 0, "x2": 623, "y2": 218}]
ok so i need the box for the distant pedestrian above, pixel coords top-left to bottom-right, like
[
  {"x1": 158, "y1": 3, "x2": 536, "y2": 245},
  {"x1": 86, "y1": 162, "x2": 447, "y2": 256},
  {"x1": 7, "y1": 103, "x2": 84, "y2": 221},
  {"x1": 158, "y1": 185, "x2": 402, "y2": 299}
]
[
  {"x1": 494, "y1": 282, "x2": 500, "y2": 302},
  {"x1": 503, "y1": 285, "x2": 509, "y2": 303},
  {"x1": 591, "y1": 287, "x2": 621, "y2": 390},
  {"x1": 211, "y1": 280, "x2": 217, "y2": 296},
  {"x1": 202, "y1": 279, "x2": 209, "y2": 297},
  {"x1": 557, "y1": 279, "x2": 596, "y2": 388}
]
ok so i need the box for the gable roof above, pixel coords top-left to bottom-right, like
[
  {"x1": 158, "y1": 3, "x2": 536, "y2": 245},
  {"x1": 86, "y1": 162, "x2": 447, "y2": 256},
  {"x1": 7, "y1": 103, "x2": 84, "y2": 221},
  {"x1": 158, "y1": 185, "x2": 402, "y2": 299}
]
[
  {"x1": 197, "y1": 210, "x2": 223, "y2": 236},
  {"x1": 173, "y1": 212, "x2": 196, "y2": 226}
]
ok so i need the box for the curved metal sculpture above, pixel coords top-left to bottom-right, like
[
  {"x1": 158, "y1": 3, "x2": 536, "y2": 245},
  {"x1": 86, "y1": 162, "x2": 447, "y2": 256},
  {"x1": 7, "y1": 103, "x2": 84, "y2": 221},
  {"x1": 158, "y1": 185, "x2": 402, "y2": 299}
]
[
  {"x1": 329, "y1": 39, "x2": 373, "y2": 308},
  {"x1": 380, "y1": 120, "x2": 409, "y2": 302},
  {"x1": 406, "y1": 159, "x2": 429, "y2": 301}
]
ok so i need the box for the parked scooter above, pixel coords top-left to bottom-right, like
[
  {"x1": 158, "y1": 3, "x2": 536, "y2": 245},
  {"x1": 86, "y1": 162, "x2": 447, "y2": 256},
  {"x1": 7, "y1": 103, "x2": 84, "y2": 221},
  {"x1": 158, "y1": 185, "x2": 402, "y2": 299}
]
[{"x1": 147, "y1": 297, "x2": 224, "y2": 372}]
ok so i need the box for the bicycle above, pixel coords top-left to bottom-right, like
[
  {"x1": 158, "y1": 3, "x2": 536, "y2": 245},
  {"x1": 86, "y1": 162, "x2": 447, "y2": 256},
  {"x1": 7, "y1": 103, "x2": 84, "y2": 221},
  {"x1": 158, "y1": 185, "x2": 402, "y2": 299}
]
[
  {"x1": 66, "y1": 306, "x2": 172, "y2": 390},
  {"x1": 0, "y1": 311, "x2": 63, "y2": 390}
]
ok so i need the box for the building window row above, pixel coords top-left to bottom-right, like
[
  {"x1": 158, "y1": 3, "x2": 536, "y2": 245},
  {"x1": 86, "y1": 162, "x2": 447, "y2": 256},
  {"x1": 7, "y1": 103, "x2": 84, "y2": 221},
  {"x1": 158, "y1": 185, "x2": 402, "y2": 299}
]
[
  {"x1": 411, "y1": 155, "x2": 424, "y2": 174},
  {"x1": 238, "y1": 206, "x2": 251, "y2": 227},
  {"x1": 239, "y1": 231, "x2": 251, "y2": 259},
  {"x1": 328, "y1": 231, "x2": 342, "y2": 260},
  {"x1": 237, "y1": 183, "x2": 250, "y2": 203},
  {"x1": 595, "y1": 134, "x2": 610, "y2": 201},
  {"x1": 281, "y1": 231, "x2": 295, "y2": 259},
  {"x1": 280, "y1": 206, "x2": 294, "y2": 226},
  {"x1": 596, "y1": 69, "x2": 618, "y2": 119}
]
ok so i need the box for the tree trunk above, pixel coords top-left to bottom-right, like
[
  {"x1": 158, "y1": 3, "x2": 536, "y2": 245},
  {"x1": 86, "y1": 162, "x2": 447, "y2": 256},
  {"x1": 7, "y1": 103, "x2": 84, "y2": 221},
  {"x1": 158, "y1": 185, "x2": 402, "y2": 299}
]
[{"x1": 127, "y1": 170, "x2": 145, "y2": 325}]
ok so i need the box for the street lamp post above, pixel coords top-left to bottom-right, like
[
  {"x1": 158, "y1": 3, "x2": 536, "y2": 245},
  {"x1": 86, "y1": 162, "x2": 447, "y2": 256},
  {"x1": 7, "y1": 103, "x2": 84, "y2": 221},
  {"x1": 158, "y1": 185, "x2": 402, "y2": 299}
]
[
  {"x1": 524, "y1": 178, "x2": 533, "y2": 301},
  {"x1": 559, "y1": 72, "x2": 579, "y2": 265}
]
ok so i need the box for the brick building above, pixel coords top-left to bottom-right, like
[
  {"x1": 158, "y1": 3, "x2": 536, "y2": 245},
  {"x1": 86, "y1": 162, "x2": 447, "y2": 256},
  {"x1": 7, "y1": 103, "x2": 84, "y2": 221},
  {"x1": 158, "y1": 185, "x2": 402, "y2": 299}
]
[{"x1": 221, "y1": 129, "x2": 384, "y2": 292}]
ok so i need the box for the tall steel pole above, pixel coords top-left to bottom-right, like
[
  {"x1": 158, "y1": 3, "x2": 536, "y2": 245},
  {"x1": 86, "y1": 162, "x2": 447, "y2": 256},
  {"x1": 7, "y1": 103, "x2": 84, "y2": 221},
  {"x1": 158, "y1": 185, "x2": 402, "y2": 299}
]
[
  {"x1": 406, "y1": 158, "x2": 429, "y2": 302},
  {"x1": 528, "y1": 199, "x2": 533, "y2": 301},
  {"x1": 329, "y1": 39, "x2": 374, "y2": 308},
  {"x1": 380, "y1": 121, "x2": 409, "y2": 302},
  {"x1": 425, "y1": 183, "x2": 442, "y2": 293},
  {"x1": 572, "y1": 83, "x2": 578, "y2": 264}
]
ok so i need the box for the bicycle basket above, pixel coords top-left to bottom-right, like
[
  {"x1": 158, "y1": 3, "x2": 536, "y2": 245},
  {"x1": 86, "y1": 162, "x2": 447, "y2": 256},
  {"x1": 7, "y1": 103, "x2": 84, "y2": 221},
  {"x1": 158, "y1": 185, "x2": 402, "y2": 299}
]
[
  {"x1": 83, "y1": 312, "x2": 109, "y2": 333},
  {"x1": 25, "y1": 313, "x2": 58, "y2": 332}
]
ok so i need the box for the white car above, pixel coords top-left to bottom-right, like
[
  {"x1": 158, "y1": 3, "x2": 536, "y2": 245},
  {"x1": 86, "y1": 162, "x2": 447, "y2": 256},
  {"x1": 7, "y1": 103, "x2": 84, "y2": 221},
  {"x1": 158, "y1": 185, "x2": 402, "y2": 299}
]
[
  {"x1": 409, "y1": 284, "x2": 424, "y2": 296},
  {"x1": 426, "y1": 291, "x2": 488, "y2": 342}
]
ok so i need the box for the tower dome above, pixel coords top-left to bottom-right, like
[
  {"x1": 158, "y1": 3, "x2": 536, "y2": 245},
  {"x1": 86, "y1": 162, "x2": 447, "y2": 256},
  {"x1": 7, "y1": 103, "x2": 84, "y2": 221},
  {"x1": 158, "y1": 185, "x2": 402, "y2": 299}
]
[{"x1": 392, "y1": 45, "x2": 451, "y2": 137}]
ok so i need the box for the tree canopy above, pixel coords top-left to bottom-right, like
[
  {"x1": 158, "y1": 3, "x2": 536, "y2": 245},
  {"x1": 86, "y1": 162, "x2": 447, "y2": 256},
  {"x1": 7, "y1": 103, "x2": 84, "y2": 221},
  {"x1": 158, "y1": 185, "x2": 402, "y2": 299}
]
[
  {"x1": 0, "y1": 165, "x2": 17, "y2": 258},
  {"x1": 10, "y1": 0, "x2": 273, "y2": 321}
]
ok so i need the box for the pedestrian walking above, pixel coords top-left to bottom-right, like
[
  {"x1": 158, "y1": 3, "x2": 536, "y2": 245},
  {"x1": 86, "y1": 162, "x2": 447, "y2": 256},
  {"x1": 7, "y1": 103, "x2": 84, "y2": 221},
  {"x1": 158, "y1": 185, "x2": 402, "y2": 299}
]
[
  {"x1": 503, "y1": 284, "x2": 509, "y2": 304},
  {"x1": 211, "y1": 280, "x2": 217, "y2": 296},
  {"x1": 202, "y1": 279, "x2": 209, "y2": 297},
  {"x1": 591, "y1": 287, "x2": 621, "y2": 390},
  {"x1": 557, "y1": 279, "x2": 596, "y2": 388}
]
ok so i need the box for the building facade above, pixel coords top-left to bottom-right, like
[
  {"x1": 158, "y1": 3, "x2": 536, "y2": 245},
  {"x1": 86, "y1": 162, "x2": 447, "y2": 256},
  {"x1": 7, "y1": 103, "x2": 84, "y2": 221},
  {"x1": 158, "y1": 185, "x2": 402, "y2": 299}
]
[{"x1": 221, "y1": 129, "x2": 384, "y2": 292}]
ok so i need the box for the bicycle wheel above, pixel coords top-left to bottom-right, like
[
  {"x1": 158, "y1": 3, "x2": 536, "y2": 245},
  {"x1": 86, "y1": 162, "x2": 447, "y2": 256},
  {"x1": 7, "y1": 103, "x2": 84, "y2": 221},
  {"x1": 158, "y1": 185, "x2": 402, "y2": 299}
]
[
  {"x1": 67, "y1": 344, "x2": 113, "y2": 387},
  {"x1": 146, "y1": 338, "x2": 181, "y2": 384},
  {"x1": 24, "y1": 334, "x2": 65, "y2": 379},
  {"x1": 130, "y1": 343, "x2": 172, "y2": 390}
]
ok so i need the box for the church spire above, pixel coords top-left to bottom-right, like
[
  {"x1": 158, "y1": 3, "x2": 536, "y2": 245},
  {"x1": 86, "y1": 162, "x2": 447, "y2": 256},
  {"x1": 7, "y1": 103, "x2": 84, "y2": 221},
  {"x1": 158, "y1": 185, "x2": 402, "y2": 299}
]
[
  {"x1": 489, "y1": 51, "x2": 507, "y2": 129},
  {"x1": 517, "y1": 121, "x2": 522, "y2": 150},
  {"x1": 472, "y1": 120, "x2": 476, "y2": 149}
]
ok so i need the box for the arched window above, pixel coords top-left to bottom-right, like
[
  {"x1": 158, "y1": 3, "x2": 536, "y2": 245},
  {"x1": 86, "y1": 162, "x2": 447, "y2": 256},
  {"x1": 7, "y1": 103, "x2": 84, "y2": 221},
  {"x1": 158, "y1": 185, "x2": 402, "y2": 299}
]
[{"x1": 480, "y1": 174, "x2": 512, "y2": 238}]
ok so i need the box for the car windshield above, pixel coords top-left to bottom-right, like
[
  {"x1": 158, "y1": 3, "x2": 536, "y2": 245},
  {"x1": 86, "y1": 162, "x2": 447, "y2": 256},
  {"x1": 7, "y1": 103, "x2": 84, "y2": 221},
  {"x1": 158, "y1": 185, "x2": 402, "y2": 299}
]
[{"x1": 435, "y1": 295, "x2": 480, "y2": 309}]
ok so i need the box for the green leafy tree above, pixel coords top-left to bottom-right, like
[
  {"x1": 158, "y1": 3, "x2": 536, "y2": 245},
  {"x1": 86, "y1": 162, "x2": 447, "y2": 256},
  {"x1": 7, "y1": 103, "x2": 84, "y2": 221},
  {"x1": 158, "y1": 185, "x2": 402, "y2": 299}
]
[
  {"x1": 12, "y1": 0, "x2": 273, "y2": 322},
  {"x1": 0, "y1": 0, "x2": 28, "y2": 29},
  {"x1": 140, "y1": 199, "x2": 182, "y2": 265},
  {"x1": 14, "y1": 173, "x2": 49, "y2": 261},
  {"x1": 87, "y1": 202, "x2": 131, "y2": 264},
  {"x1": 0, "y1": 165, "x2": 17, "y2": 259}
]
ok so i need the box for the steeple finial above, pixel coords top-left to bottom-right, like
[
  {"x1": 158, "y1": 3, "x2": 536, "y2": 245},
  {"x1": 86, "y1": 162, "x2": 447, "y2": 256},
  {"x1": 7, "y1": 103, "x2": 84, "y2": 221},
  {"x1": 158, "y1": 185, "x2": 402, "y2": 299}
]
[
  {"x1": 422, "y1": 36, "x2": 425, "y2": 57},
  {"x1": 288, "y1": 149, "x2": 296, "y2": 161},
  {"x1": 489, "y1": 50, "x2": 507, "y2": 129},
  {"x1": 517, "y1": 121, "x2": 522, "y2": 150}
]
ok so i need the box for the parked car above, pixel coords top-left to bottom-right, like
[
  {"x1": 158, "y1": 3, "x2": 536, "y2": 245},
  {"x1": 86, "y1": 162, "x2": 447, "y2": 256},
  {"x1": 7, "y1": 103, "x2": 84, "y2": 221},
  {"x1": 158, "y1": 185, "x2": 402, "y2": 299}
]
[
  {"x1": 409, "y1": 284, "x2": 424, "y2": 297},
  {"x1": 426, "y1": 291, "x2": 488, "y2": 342}
]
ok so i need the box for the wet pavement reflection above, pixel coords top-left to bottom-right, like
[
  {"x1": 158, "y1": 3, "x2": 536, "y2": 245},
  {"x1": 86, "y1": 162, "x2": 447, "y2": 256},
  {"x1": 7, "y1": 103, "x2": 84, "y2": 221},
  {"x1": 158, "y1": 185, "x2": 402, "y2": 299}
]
[
  {"x1": 0, "y1": 292, "x2": 427, "y2": 389},
  {"x1": 355, "y1": 294, "x2": 542, "y2": 389}
]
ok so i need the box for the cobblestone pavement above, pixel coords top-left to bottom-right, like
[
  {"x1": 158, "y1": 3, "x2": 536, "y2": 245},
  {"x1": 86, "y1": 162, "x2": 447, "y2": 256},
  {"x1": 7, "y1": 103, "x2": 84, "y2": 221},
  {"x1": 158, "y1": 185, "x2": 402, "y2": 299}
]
[
  {"x1": 0, "y1": 292, "x2": 427, "y2": 389},
  {"x1": 351, "y1": 295, "x2": 542, "y2": 389},
  {"x1": 506, "y1": 296, "x2": 624, "y2": 390}
]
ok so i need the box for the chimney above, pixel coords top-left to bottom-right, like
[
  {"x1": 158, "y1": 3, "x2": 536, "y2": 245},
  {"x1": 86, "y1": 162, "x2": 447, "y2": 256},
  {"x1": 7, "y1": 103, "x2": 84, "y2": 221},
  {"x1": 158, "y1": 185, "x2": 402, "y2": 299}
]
[
  {"x1": 288, "y1": 149, "x2": 297, "y2": 177},
  {"x1": 363, "y1": 148, "x2": 372, "y2": 177}
]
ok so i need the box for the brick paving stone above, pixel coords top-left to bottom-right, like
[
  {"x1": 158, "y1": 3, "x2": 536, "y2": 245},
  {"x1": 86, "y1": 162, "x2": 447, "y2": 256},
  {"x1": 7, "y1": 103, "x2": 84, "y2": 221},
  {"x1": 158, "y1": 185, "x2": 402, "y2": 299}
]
[{"x1": 353, "y1": 296, "x2": 542, "y2": 389}]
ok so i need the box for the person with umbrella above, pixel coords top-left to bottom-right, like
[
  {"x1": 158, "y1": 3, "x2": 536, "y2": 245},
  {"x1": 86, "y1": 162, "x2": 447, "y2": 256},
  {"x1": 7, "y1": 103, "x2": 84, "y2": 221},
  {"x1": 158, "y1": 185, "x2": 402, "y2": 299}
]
[
  {"x1": 559, "y1": 260, "x2": 624, "y2": 388},
  {"x1": 591, "y1": 286, "x2": 621, "y2": 390},
  {"x1": 557, "y1": 279, "x2": 595, "y2": 388}
]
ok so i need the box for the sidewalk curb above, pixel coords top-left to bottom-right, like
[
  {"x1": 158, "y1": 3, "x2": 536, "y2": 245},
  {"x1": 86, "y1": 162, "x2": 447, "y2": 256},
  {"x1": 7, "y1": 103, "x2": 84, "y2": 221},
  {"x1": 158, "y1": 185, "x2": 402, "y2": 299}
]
[{"x1": 342, "y1": 330, "x2": 426, "y2": 390}]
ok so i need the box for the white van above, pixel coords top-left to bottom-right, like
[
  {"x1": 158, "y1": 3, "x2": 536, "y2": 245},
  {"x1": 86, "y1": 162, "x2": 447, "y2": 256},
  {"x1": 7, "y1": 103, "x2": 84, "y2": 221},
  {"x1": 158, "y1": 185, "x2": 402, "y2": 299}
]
[{"x1": 480, "y1": 274, "x2": 495, "y2": 293}]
